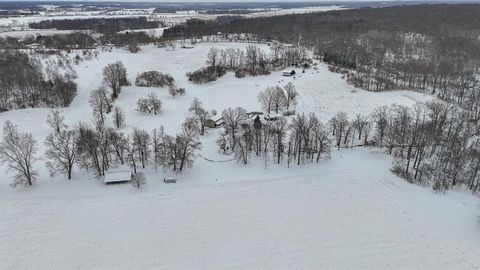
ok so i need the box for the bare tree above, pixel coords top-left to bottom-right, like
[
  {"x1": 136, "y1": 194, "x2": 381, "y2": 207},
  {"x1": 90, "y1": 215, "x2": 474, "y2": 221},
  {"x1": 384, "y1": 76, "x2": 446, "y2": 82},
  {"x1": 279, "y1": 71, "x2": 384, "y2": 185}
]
[
  {"x1": 271, "y1": 117, "x2": 288, "y2": 164},
  {"x1": 246, "y1": 44, "x2": 258, "y2": 71},
  {"x1": 89, "y1": 87, "x2": 112, "y2": 128},
  {"x1": 188, "y1": 98, "x2": 211, "y2": 135},
  {"x1": 222, "y1": 107, "x2": 248, "y2": 151},
  {"x1": 177, "y1": 118, "x2": 202, "y2": 171},
  {"x1": 47, "y1": 109, "x2": 66, "y2": 134},
  {"x1": 284, "y1": 82, "x2": 298, "y2": 110},
  {"x1": 272, "y1": 86, "x2": 287, "y2": 113},
  {"x1": 207, "y1": 47, "x2": 220, "y2": 67},
  {"x1": 372, "y1": 106, "x2": 390, "y2": 147},
  {"x1": 151, "y1": 127, "x2": 165, "y2": 172},
  {"x1": 168, "y1": 85, "x2": 186, "y2": 97},
  {"x1": 132, "y1": 128, "x2": 150, "y2": 169},
  {"x1": 234, "y1": 123, "x2": 253, "y2": 164},
  {"x1": 102, "y1": 61, "x2": 129, "y2": 100},
  {"x1": 131, "y1": 172, "x2": 147, "y2": 189},
  {"x1": 352, "y1": 113, "x2": 369, "y2": 141},
  {"x1": 112, "y1": 106, "x2": 125, "y2": 128},
  {"x1": 258, "y1": 86, "x2": 275, "y2": 114},
  {"x1": 136, "y1": 92, "x2": 162, "y2": 114},
  {"x1": 329, "y1": 112, "x2": 349, "y2": 150},
  {"x1": 0, "y1": 121, "x2": 38, "y2": 187},
  {"x1": 107, "y1": 128, "x2": 127, "y2": 165},
  {"x1": 148, "y1": 92, "x2": 162, "y2": 114},
  {"x1": 45, "y1": 129, "x2": 78, "y2": 180}
]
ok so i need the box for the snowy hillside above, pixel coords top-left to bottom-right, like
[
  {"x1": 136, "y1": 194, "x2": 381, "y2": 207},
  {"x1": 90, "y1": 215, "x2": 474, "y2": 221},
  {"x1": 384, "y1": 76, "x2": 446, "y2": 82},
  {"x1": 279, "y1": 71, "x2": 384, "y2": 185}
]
[{"x1": 1, "y1": 42, "x2": 479, "y2": 269}]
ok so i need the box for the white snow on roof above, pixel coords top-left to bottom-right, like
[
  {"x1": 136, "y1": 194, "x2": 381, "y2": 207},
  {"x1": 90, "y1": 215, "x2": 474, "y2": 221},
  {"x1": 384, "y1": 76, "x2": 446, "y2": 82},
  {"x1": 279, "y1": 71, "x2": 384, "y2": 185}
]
[{"x1": 104, "y1": 172, "x2": 131, "y2": 183}]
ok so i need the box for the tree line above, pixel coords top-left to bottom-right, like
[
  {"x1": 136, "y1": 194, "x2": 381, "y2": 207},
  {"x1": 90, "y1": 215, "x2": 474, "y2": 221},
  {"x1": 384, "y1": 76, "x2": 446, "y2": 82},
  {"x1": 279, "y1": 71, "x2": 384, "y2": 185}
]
[
  {"x1": 326, "y1": 102, "x2": 480, "y2": 193},
  {"x1": 29, "y1": 17, "x2": 161, "y2": 34},
  {"x1": 187, "y1": 44, "x2": 308, "y2": 83}
]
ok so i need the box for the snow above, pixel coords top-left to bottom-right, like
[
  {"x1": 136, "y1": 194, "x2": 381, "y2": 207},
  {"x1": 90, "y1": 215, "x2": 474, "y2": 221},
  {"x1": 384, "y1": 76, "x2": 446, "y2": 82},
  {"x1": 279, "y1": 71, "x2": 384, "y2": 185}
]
[
  {"x1": 1, "y1": 149, "x2": 479, "y2": 269},
  {"x1": 0, "y1": 42, "x2": 478, "y2": 269},
  {"x1": 104, "y1": 172, "x2": 132, "y2": 183}
]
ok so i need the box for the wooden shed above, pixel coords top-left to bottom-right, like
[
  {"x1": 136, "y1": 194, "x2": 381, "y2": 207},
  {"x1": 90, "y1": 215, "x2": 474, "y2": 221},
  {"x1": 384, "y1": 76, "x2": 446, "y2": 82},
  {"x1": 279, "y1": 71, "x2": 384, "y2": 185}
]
[
  {"x1": 283, "y1": 69, "x2": 296, "y2": 77},
  {"x1": 205, "y1": 116, "x2": 224, "y2": 128},
  {"x1": 104, "y1": 172, "x2": 132, "y2": 184}
]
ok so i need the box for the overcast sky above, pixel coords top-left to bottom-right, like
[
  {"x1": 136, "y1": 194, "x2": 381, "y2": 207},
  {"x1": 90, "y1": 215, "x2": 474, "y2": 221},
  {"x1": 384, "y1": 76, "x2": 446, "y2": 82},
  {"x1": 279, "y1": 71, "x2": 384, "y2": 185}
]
[{"x1": 11, "y1": 0, "x2": 405, "y2": 2}]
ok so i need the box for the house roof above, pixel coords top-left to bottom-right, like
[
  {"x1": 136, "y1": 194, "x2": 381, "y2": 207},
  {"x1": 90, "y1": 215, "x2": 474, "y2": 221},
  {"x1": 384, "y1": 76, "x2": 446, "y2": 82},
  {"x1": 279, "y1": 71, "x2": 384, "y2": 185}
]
[{"x1": 104, "y1": 172, "x2": 131, "y2": 183}]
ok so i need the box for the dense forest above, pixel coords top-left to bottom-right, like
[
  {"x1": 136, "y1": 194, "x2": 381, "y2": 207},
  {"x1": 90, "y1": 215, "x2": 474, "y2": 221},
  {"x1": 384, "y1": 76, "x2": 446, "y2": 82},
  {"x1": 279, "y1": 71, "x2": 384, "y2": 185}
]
[
  {"x1": 29, "y1": 17, "x2": 160, "y2": 34},
  {"x1": 0, "y1": 51, "x2": 77, "y2": 110}
]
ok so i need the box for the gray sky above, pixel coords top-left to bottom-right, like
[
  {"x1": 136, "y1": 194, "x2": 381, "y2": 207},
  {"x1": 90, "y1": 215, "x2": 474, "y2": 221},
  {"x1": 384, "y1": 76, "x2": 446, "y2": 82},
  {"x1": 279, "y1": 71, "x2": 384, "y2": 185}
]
[{"x1": 10, "y1": 0, "x2": 401, "y2": 2}]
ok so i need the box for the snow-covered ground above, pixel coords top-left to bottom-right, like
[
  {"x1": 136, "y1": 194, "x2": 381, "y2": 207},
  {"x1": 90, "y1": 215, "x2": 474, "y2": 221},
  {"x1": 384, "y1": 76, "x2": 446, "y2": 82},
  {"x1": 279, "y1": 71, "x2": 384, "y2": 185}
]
[
  {"x1": 0, "y1": 5, "x2": 343, "y2": 30},
  {"x1": 1, "y1": 42, "x2": 478, "y2": 269}
]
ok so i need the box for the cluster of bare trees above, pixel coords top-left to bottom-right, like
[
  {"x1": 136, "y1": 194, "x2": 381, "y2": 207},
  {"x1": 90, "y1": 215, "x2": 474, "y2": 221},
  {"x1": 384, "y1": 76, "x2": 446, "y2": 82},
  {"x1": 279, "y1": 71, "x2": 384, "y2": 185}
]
[
  {"x1": 0, "y1": 92, "x2": 203, "y2": 188},
  {"x1": 338, "y1": 31, "x2": 480, "y2": 122},
  {"x1": 137, "y1": 92, "x2": 162, "y2": 114},
  {"x1": 135, "y1": 71, "x2": 175, "y2": 87},
  {"x1": 0, "y1": 50, "x2": 77, "y2": 111},
  {"x1": 188, "y1": 44, "x2": 308, "y2": 83},
  {"x1": 43, "y1": 110, "x2": 200, "y2": 185},
  {"x1": 102, "y1": 61, "x2": 129, "y2": 100},
  {"x1": 88, "y1": 62, "x2": 130, "y2": 127},
  {"x1": 328, "y1": 101, "x2": 480, "y2": 193},
  {"x1": 217, "y1": 107, "x2": 331, "y2": 166},
  {"x1": 258, "y1": 82, "x2": 298, "y2": 114}
]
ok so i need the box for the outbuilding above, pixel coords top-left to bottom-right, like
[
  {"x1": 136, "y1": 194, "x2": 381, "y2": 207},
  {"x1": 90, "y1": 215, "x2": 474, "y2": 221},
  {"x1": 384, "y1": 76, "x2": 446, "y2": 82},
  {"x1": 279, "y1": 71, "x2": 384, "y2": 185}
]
[
  {"x1": 205, "y1": 116, "x2": 225, "y2": 128},
  {"x1": 164, "y1": 177, "x2": 177, "y2": 183},
  {"x1": 283, "y1": 69, "x2": 296, "y2": 77},
  {"x1": 104, "y1": 171, "x2": 132, "y2": 184}
]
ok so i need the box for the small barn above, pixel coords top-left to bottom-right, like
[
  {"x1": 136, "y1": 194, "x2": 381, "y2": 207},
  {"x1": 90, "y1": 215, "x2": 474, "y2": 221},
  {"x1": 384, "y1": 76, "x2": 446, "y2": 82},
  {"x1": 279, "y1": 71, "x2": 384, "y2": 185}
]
[
  {"x1": 283, "y1": 69, "x2": 296, "y2": 77},
  {"x1": 264, "y1": 113, "x2": 282, "y2": 121},
  {"x1": 104, "y1": 172, "x2": 132, "y2": 184},
  {"x1": 164, "y1": 177, "x2": 177, "y2": 183},
  {"x1": 205, "y1": 116, "x2": 225, "y2": 128}
]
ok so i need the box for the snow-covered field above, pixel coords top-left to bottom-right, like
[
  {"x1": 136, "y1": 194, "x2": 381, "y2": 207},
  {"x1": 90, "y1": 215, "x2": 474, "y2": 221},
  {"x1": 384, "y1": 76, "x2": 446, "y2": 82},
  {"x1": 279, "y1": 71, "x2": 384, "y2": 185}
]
[
  {"x1": 1, "y1": 42, "x2": 479, "y2": 269},
  {"x1": 0, "y1": 5, "x2": 343, "y2": 30}
]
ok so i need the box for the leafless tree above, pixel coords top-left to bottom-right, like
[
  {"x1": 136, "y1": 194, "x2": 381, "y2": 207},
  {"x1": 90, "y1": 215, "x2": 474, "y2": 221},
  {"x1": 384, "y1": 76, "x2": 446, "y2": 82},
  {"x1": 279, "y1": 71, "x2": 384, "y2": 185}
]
[
  {"x1": 188, "y1": 98, "x2": 211, "y2": 135},
  {"x1": 112, "y1": 106, "x2": 125, "y2": 128},
  {"x1": 45, "y1": 129, "x2": 78, "y2": 180},
  {"x1": 132, "y1": 128, "x2": 150, "y2": 169},
  {"x1": 372, "y1": 106, "x2": 390, "y2": 147},
  {"x1": 47, "y1": 109, "x2": 66, "y2": 134},
  {"x1": 89, "y1": 87, "x2": 112, "y2": 128},
  {"x1": 168, "y1": 85, "x2": 186, "y2": 97},
  {"x1": 151, "y1": 127, "x2": 165, "y2": 172},
  {"x1": 284, "y1": 82, "x2": 298, "y2": 110},
  {"x1": 258, "y1": 86, "x2": 275, "y2": 114},
  {"x1": 207, "y1": 47, "x2": 220, "y2": 67},
  {"x1": 222, "y1": 107, "x2": 248, "y2": 151},
  {"x1": 107, "y1": 128, "x2": 127, "y2": 165},
  {"x1": 329, "y1": 112, "x2": 349, "y2": 150},
  {"x1": 102, "y1": 61, "x2": 129, "y2": 100},
  {"x1": 0, "y1": 121, "x2": 38, "y2": 187},
  {"x1": 136, "y1": 92, "x2": 162, "y2": 114},
  {"x1": 131, "y1": 172, "x2": 147, "y2": 189},
  {"x1": 271, "y1": 117, "x2": 288, "y2": 164}
]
